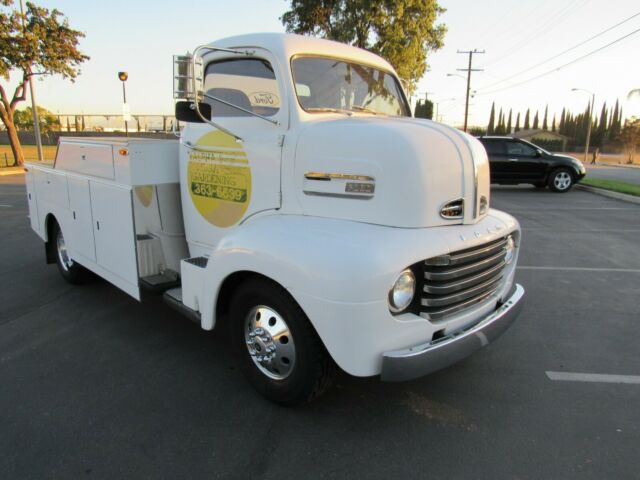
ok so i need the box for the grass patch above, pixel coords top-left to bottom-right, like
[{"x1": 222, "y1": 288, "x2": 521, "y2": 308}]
[
  {"x1": 0, "y1": 144, "x2": 57, "y2": 166},
  {"x1": 581, "y1": 177, "x2": 640, "y2": 197}
]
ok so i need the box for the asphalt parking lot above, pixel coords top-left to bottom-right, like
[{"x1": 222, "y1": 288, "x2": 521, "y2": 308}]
[{"x1": 1, "y1": 174, "x2": 639, "y2": 479}]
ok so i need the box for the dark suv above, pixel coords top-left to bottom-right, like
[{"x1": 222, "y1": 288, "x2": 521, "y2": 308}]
[{"x1": 477, "y1": 136, "x2": 586, "y2": 192}]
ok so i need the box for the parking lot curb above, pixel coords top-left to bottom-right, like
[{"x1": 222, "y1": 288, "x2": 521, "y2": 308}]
[{"x1": 576, "y1": 184, "x2": 640, "y2": 205}]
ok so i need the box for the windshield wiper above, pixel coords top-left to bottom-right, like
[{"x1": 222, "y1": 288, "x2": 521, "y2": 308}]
[
  {"x1": 305, "y1": 107, "x2": 353, "y2": 116},
  {"x1": 350, "y1": 105, "x2": 385, "y2": 115}
]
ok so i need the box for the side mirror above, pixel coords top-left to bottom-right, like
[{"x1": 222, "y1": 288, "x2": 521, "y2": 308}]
[
  {"x1": 535, "y1": 149, "x2": 542, "y2": 157},
  {"x1": 175, "y1": 101, "x2": 211, "y2": 123}
]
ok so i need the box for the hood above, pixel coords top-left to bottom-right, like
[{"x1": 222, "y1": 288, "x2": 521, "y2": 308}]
[{"x1": 292, "y1": 116, "x2": 490, "y2": 228}]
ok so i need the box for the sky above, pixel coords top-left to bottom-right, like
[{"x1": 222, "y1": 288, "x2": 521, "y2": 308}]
[{"x1": 6, "y1": 0, "x2": 640, "y2": 128}]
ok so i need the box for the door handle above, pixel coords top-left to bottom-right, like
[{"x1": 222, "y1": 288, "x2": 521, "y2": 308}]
[
  {"x1": 508, "y1": 158, "x2": 518, "y2": 162},
  {"x1": 96, "y1": 221, "x2": 100, "y2": 230}
]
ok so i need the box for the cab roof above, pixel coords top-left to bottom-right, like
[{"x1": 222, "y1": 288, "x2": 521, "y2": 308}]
[{"x1": 209, "y1": 32, "x2": 396, "y2": 74}]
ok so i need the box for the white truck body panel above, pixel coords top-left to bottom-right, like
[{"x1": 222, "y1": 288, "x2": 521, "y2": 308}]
[{"x1": 26, "y1": 137, "x2": 187, "y2": 301}]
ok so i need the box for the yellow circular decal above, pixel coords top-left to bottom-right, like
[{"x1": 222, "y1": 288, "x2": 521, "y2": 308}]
[
  {"x1": 134, "y1": 185, "x2": 154, "y2": 208},
  {"x1": 188, "y1": 131, "x2": 252, "y2": 228}
]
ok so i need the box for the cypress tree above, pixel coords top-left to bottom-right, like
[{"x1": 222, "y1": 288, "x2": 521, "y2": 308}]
[
  {"x1": 487, "y1": 102, "x2": 495, "y2": 134},
  {"x1": 533, "y1": 110, "x2": 539, "y2": 130},
  {"x1": 542, "y1": 104, "x2": 549, "y2": 130},
  {"x1": 497, "y1": 108, "x2": 504, "y2": 134},
  {"x1": 610, "y1": 99, "x2": 621, "y2": 139},
  {"x1": 506, "y1": 109, "x2": 512, "y2": 134},
  {"x1": 596, "y1": 102, "x2": 608, "y2": 146},
  {"x1": 524, "y1": 109, "x2": 530, "y2": 130},
  {"x1": 552, "y1": 114, "x2": 556, "y2": 132},
  {"x1": 559, "y1": 108, "x2": 566, "y2": 135},
  {"x1": 515, "y1": 112, "x2": 521, "y2": 132}
]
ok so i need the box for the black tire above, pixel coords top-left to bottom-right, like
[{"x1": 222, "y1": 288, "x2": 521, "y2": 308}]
[
  {"x1": 548, "y1": 168, "x2": 574, "y2": 193},
  {"x1": 51, "y1": 221, "x2": 87, "y2": 284},
  {"x1": 229, "y1": 277, "x2": 336, "y2": 406}
]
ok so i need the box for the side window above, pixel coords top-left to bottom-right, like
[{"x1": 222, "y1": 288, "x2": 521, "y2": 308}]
[
  {"x1": 482, "y1": 140, "x2": 504, "y2": 155},
  {"x1": 506, "y1": 141, "x2": 536, "y2": 157},
  {"x1": 204, "y1": 58, "x2": 280, "y2": 118}
]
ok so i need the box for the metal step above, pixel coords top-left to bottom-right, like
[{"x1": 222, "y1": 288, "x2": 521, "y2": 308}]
[
  {"x1": 163, "y1": 287, "x2": 201, "y2": 324},
  {"x1": 184, "y1": 256, "x2": 208, "y2": 268},
  {"x1": 140, "y1": 270, "x2": 180, "y2": 293}
]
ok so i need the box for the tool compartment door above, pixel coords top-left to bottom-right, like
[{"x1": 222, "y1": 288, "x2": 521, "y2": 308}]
[
  {"x1": 90, "y1": 181, "x2": 139, "y2": 299},
  {"x1": 68, "y1": 176, "x2": 96, "y2": 262}
]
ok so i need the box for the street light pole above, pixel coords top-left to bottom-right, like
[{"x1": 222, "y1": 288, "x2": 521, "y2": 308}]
[
  {"x1": 19, "y1": 0, "x2": 43, "y2": 162},
  {"x1": 118, "y1": 72, "x2": 129, "y2": 136}
]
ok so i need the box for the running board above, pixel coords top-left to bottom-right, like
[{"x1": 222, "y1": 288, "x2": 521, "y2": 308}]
[
  {"x1": 163, "y1": 287, "x2": 201, "y2": 324},
  {"x1": 140, "y1": 269, "x2": 180, "y2": 293}
]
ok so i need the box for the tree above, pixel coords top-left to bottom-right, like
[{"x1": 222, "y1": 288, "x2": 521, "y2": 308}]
[
  {"x1": 495, "y1": 107, "x2": 503, "y2": 134},
  {"x1": 542, "y1": 104, "x2": 548, "y2": 130},
  {"x1": 524, "y1": 109, "x2": 530, "y2": 130},
  {"x1": 0, "y1": 1, "x2": 88, "y2": 165},
  {"x1": 514, "y1": 112, "x2": 521, "y2": 132},
  {"x1": 533, "y1": 110, "x2": 539, "y2": 130},
  {"x1": 281, "y1": 0, "x2": 446, "y2": 94},
  {"x1": 610, "y1": 99, "x2": 622, "y2": 139},
  {"x1": 552, "y1": 114, "x2": 556, "y2": 132},
  {"x1": 414, "y1": 98, "x2": 433, "y2": 119},
  {"x1": 617, "y1": 118, "x2": 640, "y2": 164},
  {"x1": 487, "y1": 102, "x2": 495, "y2": 134},
  {"x1": 13, "y1": 105, "x2": 59, "y2": 132},
  {"x1": 506, "y1": 108, "x2": 512, "y2": 134}
]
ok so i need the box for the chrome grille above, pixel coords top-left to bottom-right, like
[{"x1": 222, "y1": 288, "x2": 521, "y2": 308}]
[{"x1": 421, "y1": 237, "x2": 508, "y2": 320}]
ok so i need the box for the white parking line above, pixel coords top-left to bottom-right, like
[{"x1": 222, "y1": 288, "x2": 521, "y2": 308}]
[
  {"x1": 518, "y1": 266, "x2": 640, "y2": 273},
  {"x1": 546, "y1": 371, "x2": 640, "y2": 384},
  {"x1": 503, "y1": 207, "x2": 637, "y2": 211}
]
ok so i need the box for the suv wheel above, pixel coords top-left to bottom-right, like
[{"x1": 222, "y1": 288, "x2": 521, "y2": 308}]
[
  {"x1": 229, "y1": 277, "x2": 336, "y2": 405},
  {"x1": 548, "y1": 168, "x2": 574, "y2": 193}
]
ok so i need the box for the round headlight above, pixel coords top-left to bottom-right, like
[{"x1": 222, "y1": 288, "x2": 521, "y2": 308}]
[
  {"x1": 504, "y1": 235, "x2": 515, "y2": 264},
  {"x1": 388, "y1": 269, "x2": 416, "y2": 313}
]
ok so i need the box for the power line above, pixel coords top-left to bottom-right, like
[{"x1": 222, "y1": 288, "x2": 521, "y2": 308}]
[
  {"x1": 476, "y1": 26, "x2": 640, "y2": 96},
  {"x1": 478, "y1": 10, "x2": 640, "y2": 91},
  {"x1": 481, "y1": 0, "x2": 589, "y2": 68}
]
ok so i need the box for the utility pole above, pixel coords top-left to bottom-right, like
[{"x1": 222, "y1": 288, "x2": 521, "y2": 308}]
[
  {"x1": 19, "y1": 0, "x2": 44, "y2": 161},
  {"x1": 456, "y1": 49, "x2": 484, "y2": 132},
  {"x1": 572, "y1": 88, "x2": 596, "y2": 163}
]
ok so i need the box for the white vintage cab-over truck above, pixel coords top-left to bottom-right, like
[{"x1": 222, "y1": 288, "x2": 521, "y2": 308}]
[{"x1": 25, "y1": 33, "x2": 524, "y2": 405}]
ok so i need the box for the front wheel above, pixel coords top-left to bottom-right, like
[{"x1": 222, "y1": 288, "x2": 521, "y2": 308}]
[
  {"x1": 548, "y1": 168, "x2": 574, "y2": 193},
  {"x1": 229, "y1": 277, "x2": 336, "y2": 406},
  {"x1": 52, "y1": 222, "x2": 87, "y2": 284}
]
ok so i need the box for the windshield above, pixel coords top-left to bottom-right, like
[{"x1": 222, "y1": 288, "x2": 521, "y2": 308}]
[{"x1": 291, "y1": 57, "x2": 410, "y2": 117}]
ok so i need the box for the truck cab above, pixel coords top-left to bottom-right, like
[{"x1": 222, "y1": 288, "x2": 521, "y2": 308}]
[{"x1": 25, "y1": 33, "x2": 524, "y2": 405}]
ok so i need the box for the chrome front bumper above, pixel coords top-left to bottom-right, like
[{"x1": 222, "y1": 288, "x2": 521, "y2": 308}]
[{"x1": 380, "y1": 284, "x2": 524, "y2": 382}]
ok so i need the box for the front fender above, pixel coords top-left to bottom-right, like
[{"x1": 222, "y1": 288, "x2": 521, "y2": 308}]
[
  {"x1": 198, "y1": 213, "x2": 520, "y2": 320},
  {"x1": 199, "y1": 214, "x2": 429, "y2": 331}
]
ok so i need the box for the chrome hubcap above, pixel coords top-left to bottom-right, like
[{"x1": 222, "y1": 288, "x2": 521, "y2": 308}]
[
  {"x1": 245, "y1": 305, "x2": 296, "y2": 380},
  {"x1": 56, "y1": 229, "x2": 73, "y2": 271},
  {"x1": 554, "y1": 172, "x2": 572, "y2": 190}
]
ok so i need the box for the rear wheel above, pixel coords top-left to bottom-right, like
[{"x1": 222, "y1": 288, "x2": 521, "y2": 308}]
[
  {"x1": 229, "y1": 277, "x2": 336, "y2": 405},
  {"x1": 548, "y1": 168, "x2": 574, "y2": 193},
  {"x1": 52, "y1": 222, "x2": 87, "y2": 284}
]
